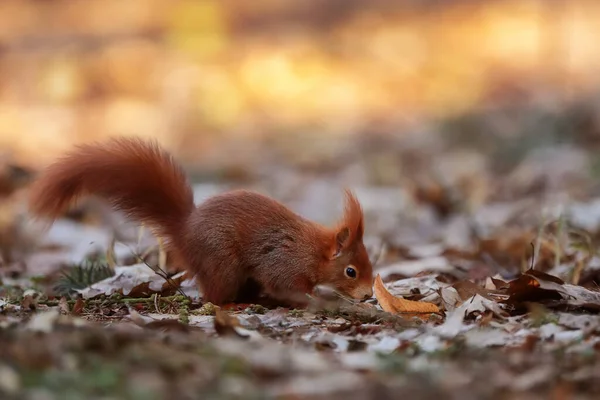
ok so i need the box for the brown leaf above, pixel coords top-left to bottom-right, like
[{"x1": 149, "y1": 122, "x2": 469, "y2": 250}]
[
  {"x1": 21, "y1": 290, "x2": 39, "y2": 311},
  {"x1": 144, "y1": 319, "x2": 192, "y2": 333},
  {"x1": 439, "y1": 286, "x2": 463, "y2": 311},
  {"x1": 525, "y1": 268, "x2": 565, "y2": 285},
  {"x1": 490, "y1": 277, "x2": 510, "y2": 290},
  {"x1": 374, "y1": 274, "x2": 440, "y2": 320},
  {"x1": 504, "y1": 274, "x2": 563, "y2": 308},
  {"x1": 452, "y1": 280, "x2": 496, "y2": 301},
  {"x1": 128, "y1": 308, "x2": 148, "y2": 327},
  {"x1": 72, "y1": 298, "x2": 84, "y2": 315},
  {"x1": 478, "y1": 310, "x2": 494, "y2": 326},
  {"x1": 214, "y1": 310, "x2": 248, "y2": 339},
  {"x1": 504, "y1": 269, "x2": 600, "y2": 312},
  {"x1": 519, "y1": 334, "x2": 540, "y2": 353}
]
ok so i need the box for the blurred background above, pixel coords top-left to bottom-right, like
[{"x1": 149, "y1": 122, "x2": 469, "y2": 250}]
[
  {"x1": 2, "y1": 0, "x2": 600, "y2": 259},
  {"x1": 0, "y1": 0, "x2": 596, "y2": 166}
]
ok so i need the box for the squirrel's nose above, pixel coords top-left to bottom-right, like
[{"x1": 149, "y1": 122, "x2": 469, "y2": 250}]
[{"x1": 353, "y1": 287, "x2": 373, "y2": 301}]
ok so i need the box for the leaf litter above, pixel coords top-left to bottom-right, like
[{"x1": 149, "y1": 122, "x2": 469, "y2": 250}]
[{"x1": 4, "y1": 153, "x2": 600, "y2": 398}]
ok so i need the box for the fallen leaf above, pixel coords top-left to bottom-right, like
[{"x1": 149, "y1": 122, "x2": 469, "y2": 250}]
[
  {"x1": 58, "y1": 297, "x2": 70, "y2": 315},
  {"x1": 72, "y1": 298, "x2": 84, "y2": 315},
  {"x1": 382, "y1": 275, "x2": 444, "y2": 303},
  {"x1": 557, "y1": 312, "x2": 600, "y2": 331},
  {"x1": 452, "y1": 280, "x2": 497, "y2": 301},
  {"x1": 441, "y1": 280, "x2": 509, "y2": 312},
  {"x1": 77, "y1": 263, "x2": 191, "y2": 299},
  {"x1": 214, "y1": 309, "x2": 248, "y2": 339},
  {"x1": 0, "y1": 365, "x2": 20, "y2": 394},
  {"x1": 25, "y1": 309, "x2": 60, "y2": 333},
  {"x1": 436, "y1": 294, "x2": 509, "y2": 338},
  {"x1": 129, "y1": 311, "x2": 195, "y2": 333},
  {"x1": 462, "y1": 328, "x2": 516, "y2": 348},
  {"x1": 143, "y1": 318, "x2": 193, "y2": 333},
  {"x1": 487, "y1": 276, "x2": 510, "y2": 290},
  {"x1": 439, "y1": 286, "x2": 463, "y2": 312},
  {"x1": 127, "y1": 308, "x2": 150, "y2": 327},
  {"x1": 21, "y1": 289, "x2": 40, "y2": 311},
  {"x1": 519, "y1": 334, "x2": 540, "y2": 352},
  {"x1": 435, "y1": 301, "x2": 470, "y2": 338},
  {"x1": 374, "y1": 274, "x2": 440, "y2": 319},
  {"x1": 504, "y1": 269, "x2": 600, "y2": 311}
]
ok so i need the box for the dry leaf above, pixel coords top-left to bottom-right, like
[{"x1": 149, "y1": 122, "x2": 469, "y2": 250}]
[
  {"x1": 21, "y1": 289, "x2": 40, "y2": 311},
  {"x1": 58, "y1": 297, "x2": 70, "y2": 315},
  {"x1": 77, "y1": 264, "x2": 191, "y2": 299},
  {"x1": 72, "y1": 298, "x2": 84, "y2": 315},
  {"x1": 486, "y1": 276, "x2": 510, "y2": 290},
  {"x1": 436, "y1": 294, "x2": 509, "y2": 338},
  {"x1": 439, "y1": 286, "x2": 463, "y2": 312},
  {"x1": 144, "y1": 319, "x2": 193, "y2": 333},
  {"x1": 128, "y1": 308, "x2": 149, "y2": 327},
  {"x1": 505, "y1": 268, "x2": 600, "y2": 311},
  {"x1": 129, "y1": 310, "x2": 193, "y2": 333},
  {"x1": 25, "y1": 309, "x2": 60, "y2": 333},
  {"x1": 214, "y1": 309, "x2": 248, "y2": 339},
  {"x1": 374, "y1": 274, "x2": 440, "y2": 320},
  {"x1": 452, "y1": 280, "x2": 496, "y2": 301},
  {"x1": 382, "y1": 275, "x2": 443, "y2": 303}
]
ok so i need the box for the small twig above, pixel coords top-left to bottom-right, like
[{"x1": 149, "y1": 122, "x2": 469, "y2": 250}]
[
  {"x1": 106, "y1": 235, "x2": 117, "y2": 271},
  {"x1": 567, "y1": 226, "x2": 594, "y2": 285},
  {"x1": 332, "y1": 290, "x2": 356, "y2": 304},
  {"x1": 31, "y1": 295, "x2": 187, "y2": 308},
  {"x1": 120, "y1": 242, "x2": 188, "y2": 299},
  {"x1": 157, "y1": 237, "x2": 168, "y2": 272},
  {"x1": 139, "y1": 245, "x2": 159, "y2": 261},
  {"x1": 154, "y1": 293, "x2": 161, "y2": 314},
  {"x1": 529, "y1": 242, "x2": 535, "y2": 270},
  {"x1": 136, "y1": 225, "x2": 146, "y2": 254},
  {"x1": 532, "y1": 215, "x2": 547, "y2": 272},
  {"x1": 554, "y1": 215, "x2": 565, "y2": 269}
]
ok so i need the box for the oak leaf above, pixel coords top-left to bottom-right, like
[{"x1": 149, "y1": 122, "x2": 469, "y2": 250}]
[{"x1": 374, "y1": 274, "x2": 440, "y2": 320}]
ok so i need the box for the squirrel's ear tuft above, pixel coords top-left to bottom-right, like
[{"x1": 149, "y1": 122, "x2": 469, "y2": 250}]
[
  {"x1": 343, "y1": 189, "x2": 364, "y2": 240},
  {"x1": 332, "y1": 190, "x2": 365, "y2": 259}
]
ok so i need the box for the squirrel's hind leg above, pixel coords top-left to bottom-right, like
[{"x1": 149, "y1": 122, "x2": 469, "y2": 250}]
[{"x1": 196, "y1": 261, "x2": 247, "y2": 305}]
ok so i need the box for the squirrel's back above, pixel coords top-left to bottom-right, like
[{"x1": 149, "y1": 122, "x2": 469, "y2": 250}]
[
  {"x1": 186, "y1": 190, "x2": 331, "y2": 262},
  {"x1": 182, "y1": 190, "x2": 334, "y2": 302}
]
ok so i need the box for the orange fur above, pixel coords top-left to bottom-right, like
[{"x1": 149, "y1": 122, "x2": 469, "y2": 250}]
[{"x1": 28, "y1": 137, "x2": 374, "y2": 306}]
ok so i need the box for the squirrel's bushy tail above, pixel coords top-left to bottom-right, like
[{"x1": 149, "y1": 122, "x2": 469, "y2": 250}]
[{"x1": 28, "y1": 136, "x2": 195, "y2": 241}]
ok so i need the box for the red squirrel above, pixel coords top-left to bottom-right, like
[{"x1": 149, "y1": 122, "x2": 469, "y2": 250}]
[{"x1": 27, "y1": 137, "x2": 374, "y2": 306}]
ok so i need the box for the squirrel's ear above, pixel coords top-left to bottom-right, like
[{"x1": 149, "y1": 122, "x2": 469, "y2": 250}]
[
  {"x1": 333, "y1": 226, "x2": 350, "y2": 258},
  {"x1": 332, "y1": 189, "x2": 364, "y2": 259}
]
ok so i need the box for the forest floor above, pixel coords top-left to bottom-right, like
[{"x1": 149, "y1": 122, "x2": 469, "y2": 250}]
[{"x1": 3, "y1": 121, "x2": 600, "y2": 399}]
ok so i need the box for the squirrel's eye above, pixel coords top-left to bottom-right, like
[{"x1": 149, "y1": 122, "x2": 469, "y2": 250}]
[{"x1": 345, "y1": 267, "x2": 357, "y2": 279}]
